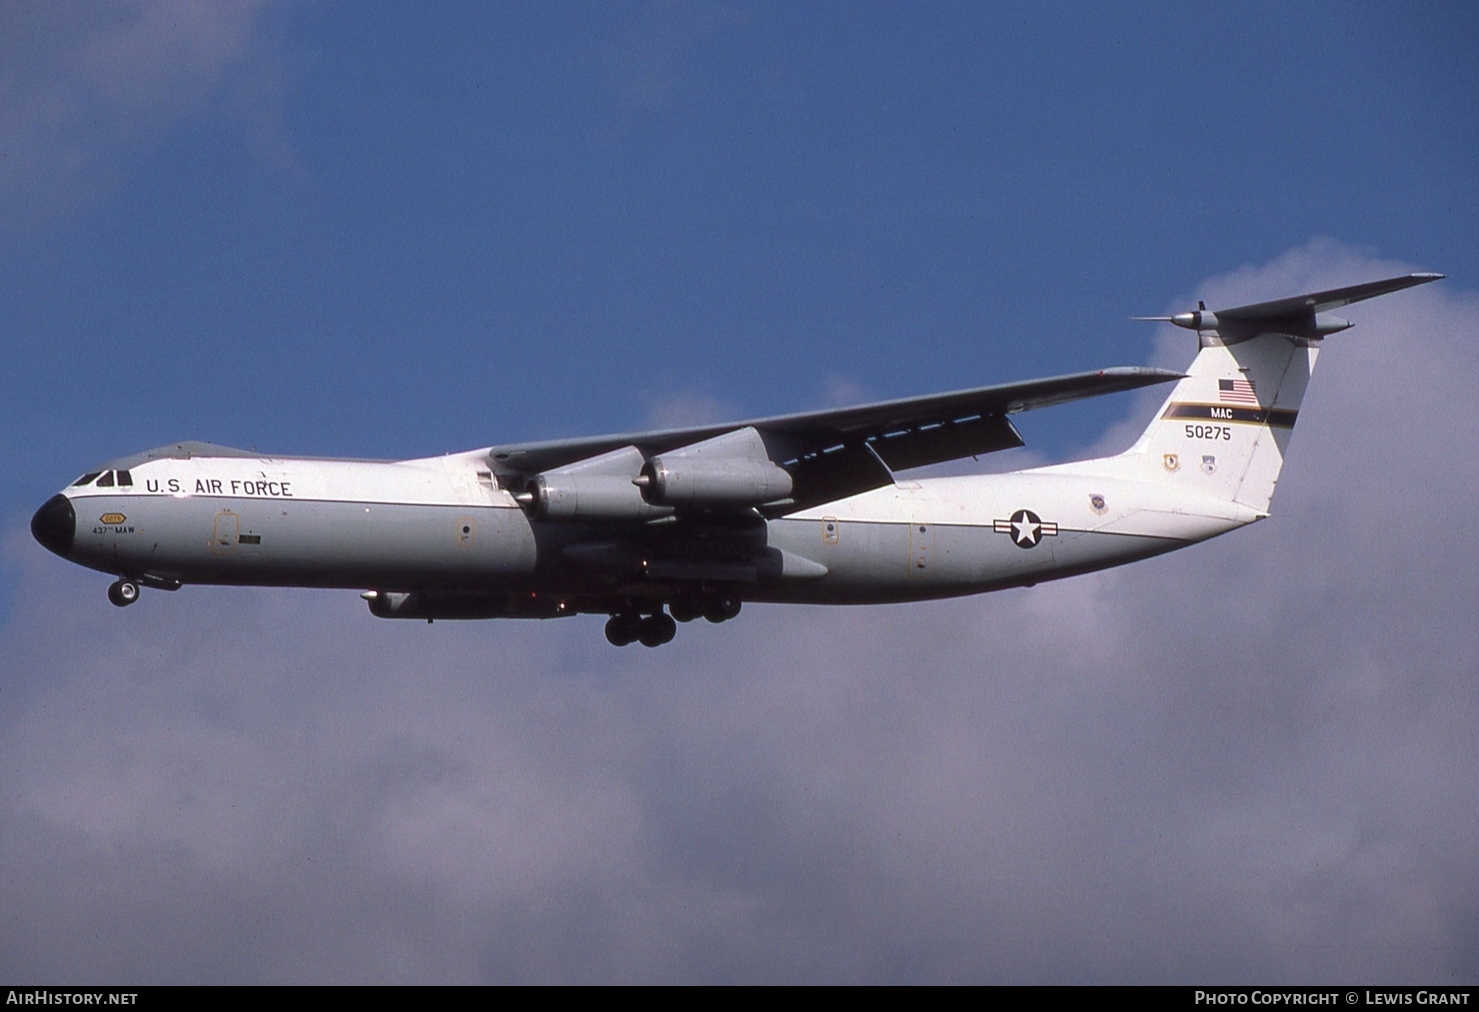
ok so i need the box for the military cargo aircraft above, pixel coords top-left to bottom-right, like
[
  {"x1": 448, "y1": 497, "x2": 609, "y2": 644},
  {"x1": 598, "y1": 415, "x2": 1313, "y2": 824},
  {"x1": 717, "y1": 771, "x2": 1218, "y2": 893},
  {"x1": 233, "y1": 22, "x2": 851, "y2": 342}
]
[{"x1": 32, "y1": 274, "x2": 1440, "y2": 646}]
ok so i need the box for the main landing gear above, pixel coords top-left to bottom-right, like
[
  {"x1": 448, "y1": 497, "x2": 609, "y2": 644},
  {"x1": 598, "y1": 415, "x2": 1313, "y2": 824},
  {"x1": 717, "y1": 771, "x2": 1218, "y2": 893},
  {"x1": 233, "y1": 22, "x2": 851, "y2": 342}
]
[
  {"x1": 604, "y1": 593, "x2": 743, "y2": 647},
  {"x1": 107, "y1": 579, "x2": 140, "y2": 607},
  {"x1": 668, "y1": 591, "x2": 741, "y2": 625},
  {"x1": 605, "y1": 611, "x2": 676, "y2": 647}
]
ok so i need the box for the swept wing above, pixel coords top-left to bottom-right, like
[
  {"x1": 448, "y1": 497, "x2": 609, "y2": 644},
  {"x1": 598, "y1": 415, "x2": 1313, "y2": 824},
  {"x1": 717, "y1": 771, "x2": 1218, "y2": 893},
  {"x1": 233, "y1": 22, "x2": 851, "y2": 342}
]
[{"x1": 488, "y1": 366, "x2": 1182, "y2": 513}]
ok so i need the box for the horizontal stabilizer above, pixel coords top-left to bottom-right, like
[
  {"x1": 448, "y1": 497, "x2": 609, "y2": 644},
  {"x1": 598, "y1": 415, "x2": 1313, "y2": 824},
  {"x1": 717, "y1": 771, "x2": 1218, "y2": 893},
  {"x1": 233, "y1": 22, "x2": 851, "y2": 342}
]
[
  {"x1": 1217, "y1": 273, "x2": 1444, "y2": 320},
  {"x1": 1136, "y1": 273, "x2": 1443, "y2": 341}
]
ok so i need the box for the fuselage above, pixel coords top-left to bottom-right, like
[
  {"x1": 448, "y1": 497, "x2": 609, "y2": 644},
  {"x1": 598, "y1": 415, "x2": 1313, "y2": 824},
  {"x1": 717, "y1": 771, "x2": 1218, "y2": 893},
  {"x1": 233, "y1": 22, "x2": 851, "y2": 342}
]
[{"x1": 33, "y1": 444, "x2": 1259, "y2": 618}]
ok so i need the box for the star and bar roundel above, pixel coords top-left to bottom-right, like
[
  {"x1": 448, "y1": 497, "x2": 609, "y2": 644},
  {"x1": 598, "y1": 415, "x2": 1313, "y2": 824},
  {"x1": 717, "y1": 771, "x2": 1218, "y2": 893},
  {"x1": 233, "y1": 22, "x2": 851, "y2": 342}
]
[{"x1": 993, "y1": 509, "x2": 1058, "y2": 549}]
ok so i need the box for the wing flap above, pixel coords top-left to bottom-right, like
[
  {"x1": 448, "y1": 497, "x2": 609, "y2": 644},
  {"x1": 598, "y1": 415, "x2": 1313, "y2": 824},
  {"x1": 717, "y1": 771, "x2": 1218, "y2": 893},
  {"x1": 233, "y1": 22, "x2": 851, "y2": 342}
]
[
  {"x1": 868, "y1": 413, "x2": 1023, "y2": 472},
  {"x1": 770, "y1": 442, "x2": 895, "y2": 514}
]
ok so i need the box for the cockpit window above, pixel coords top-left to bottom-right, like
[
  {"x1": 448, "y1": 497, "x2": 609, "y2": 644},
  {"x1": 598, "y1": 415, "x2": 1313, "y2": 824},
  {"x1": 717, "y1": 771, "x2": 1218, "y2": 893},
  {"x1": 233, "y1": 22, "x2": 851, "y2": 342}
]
[
  {"x1": 96, "y1": 471, "x2": 115, "y2": 487},
  {"x1": 116, "y1": 470, "x2": 133, "y2": 486},
  {"x1": 71, "y1": 472, "x2": 102, "y2": 487}
]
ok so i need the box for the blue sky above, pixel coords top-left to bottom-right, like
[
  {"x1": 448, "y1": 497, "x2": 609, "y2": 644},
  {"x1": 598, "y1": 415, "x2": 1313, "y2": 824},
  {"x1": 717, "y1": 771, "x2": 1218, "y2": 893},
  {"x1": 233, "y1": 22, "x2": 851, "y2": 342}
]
[
  {"x1": 5, "y1": 2, "x2": 1474, "y2": 482},
  {"x1": 2, "y1": 1, "x2": 1476, "y2": 984}
]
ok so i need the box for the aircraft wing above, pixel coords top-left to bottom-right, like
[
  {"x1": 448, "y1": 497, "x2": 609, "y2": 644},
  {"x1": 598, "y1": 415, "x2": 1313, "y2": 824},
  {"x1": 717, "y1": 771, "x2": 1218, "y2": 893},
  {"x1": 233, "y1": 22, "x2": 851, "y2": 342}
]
[{"x1": 488, "y1": 366, "x2": 1181, "y2": 512}]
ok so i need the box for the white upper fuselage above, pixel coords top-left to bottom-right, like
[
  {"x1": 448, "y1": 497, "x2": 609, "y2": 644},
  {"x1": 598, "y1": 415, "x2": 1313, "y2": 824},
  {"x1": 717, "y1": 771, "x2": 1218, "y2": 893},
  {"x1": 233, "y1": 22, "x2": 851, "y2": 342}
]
[{"x1": 53, "y1": 447, "x2": 1258, "y2": 608}]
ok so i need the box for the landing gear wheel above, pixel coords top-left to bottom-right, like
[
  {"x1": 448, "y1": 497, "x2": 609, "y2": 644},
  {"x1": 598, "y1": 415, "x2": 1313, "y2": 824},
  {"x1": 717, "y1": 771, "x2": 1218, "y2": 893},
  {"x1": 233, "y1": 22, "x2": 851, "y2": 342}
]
[
  {"x1": 668, "y1": 594, "x2": 704, "y2": 623},
  {"x1": 108, "y1": 579, "x2": 140, "y2": 607},
  {"x1": 638, "y1": 613, "x2": 677, "y2": 647},
  {"x1": 703, "y1": 593, "x2": 741, "y2": 624},
  {"x1": 605, "y1": 613, "x2": 643, "y2": 647}
]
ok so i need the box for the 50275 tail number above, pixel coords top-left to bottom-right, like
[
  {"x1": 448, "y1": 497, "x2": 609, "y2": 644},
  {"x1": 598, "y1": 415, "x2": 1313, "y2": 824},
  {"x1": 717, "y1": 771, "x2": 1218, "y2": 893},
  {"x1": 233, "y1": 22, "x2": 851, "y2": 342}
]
[{"x1": 1185, "y1": 424, "x2": 1232, "y2": 441}]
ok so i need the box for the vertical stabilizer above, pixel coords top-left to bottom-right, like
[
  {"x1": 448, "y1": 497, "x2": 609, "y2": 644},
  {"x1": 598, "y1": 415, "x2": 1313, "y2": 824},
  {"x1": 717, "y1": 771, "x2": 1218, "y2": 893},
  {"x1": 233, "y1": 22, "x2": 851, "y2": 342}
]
[
  {"x1": 1040, "y1": 273, "x2": 1441, "y2": 513},
  {"x1": 1021, "y1": 331, "x2": 1316, "y2": 513},
  {"x1": 1110, "y1": 333, "x2": 1318, "y2": 512}
]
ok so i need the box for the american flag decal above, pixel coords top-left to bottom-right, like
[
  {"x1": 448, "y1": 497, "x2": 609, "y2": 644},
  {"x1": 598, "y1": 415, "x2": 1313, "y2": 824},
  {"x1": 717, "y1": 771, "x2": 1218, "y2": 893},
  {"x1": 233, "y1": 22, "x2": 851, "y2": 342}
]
[{"x1": 1218, "y1": 378, "x2": 1258, "y2": 404}]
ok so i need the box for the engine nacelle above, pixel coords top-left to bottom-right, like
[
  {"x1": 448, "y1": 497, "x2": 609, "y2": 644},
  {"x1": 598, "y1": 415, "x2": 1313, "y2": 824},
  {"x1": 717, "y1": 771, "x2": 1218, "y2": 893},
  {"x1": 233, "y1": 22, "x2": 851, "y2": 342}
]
[
  {"x1": 527, "y1": 472, "x2": 672, "y2": 522},
  {"x1": 513, "y1": 445, "x2": 673, "y2": 522},
  {"x1": 637, "y1": 455, "x2": 794, "y2": 508}
]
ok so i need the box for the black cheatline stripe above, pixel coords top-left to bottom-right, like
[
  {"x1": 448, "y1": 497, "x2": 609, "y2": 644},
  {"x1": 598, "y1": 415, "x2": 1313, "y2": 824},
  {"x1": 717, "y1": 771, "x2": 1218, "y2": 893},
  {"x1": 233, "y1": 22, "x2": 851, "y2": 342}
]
[
  {"x1": 69, "y1": 492, "x2": 520, "y2": 509},
  {"x1": 782, "y1": 517, "x2": 1188, "y2": 542},
  {"x1": 1162, "y1": 402, "x2": 1298, "y2": 428}
]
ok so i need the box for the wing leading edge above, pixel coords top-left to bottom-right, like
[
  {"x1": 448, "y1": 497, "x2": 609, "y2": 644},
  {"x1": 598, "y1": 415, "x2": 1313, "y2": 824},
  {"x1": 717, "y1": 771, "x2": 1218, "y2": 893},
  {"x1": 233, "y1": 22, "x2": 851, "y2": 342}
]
[{"x1": 487, "y1": 366, "x2": 1182, "y2": 513}]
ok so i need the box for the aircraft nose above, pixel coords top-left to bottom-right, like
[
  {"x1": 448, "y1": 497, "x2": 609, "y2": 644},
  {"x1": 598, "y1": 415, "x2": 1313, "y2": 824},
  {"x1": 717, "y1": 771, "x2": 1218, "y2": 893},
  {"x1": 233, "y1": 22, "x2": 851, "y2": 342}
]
[{"x1": 31, "y1": 493, "x2": 76, "y2": 558}]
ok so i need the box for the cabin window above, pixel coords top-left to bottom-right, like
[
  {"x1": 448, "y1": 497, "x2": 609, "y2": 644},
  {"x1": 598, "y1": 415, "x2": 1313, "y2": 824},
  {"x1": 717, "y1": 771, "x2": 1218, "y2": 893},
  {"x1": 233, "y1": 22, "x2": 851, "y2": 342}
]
[
  {"x1": 71, "y1": 472, "x2": 102, "y2": 487},
  {"x1": 96, "y1": 471, "x2": 115, "y2": 487}
]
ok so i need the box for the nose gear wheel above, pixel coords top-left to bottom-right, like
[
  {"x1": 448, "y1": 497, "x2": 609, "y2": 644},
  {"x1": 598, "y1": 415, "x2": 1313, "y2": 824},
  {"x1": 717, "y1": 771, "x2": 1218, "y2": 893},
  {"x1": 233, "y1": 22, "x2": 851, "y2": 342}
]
[{"x1": 108, "y1": 579, "x2": 140, "y2": 607}]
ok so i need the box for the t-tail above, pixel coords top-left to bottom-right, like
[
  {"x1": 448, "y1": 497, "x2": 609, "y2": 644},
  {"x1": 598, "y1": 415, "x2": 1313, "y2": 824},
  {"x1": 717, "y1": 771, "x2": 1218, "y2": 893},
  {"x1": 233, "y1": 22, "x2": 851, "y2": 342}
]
[{"x1": 1042, "y1": 273, "x2": 1442, "y2": 513}]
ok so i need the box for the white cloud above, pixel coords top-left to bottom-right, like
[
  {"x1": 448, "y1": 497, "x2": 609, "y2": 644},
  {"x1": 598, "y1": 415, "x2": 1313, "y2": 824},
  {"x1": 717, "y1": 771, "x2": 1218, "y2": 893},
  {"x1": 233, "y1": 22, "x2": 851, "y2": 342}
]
[
  {"x1": 817, "y1": 374, "x2": 871, "y2": 408},
  {"x1": 1, "y1": 242, "x2": 1475, "y2": 982},
  {"x1": 641, "y1": 386, "x2": 737, "y2": 428},
  {"x1": 0, "y1": 0, "x2": 290, "y2": 223}
]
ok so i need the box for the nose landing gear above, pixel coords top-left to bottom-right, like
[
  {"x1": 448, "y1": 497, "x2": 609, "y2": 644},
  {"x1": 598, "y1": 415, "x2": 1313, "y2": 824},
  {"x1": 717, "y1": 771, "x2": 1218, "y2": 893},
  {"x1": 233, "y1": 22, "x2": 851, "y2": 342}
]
[{"x1": 107, "y1": 579, "x2": 140, "y2": 607}]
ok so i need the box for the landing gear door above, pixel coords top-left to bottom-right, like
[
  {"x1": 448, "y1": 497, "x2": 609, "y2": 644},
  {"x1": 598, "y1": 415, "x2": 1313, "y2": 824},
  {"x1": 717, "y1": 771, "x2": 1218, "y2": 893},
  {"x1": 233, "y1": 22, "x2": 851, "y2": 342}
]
[{"x1": 211, "y1": 511, "x2": 239, "y2": 554}]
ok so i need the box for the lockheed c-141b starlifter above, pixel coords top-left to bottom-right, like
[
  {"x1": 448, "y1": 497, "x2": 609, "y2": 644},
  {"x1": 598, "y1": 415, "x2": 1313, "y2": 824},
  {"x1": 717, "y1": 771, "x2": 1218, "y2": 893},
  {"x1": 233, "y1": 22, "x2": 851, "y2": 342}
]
[{"x1": 32, "y1": 273, "x2": 1440, "y2": 646}]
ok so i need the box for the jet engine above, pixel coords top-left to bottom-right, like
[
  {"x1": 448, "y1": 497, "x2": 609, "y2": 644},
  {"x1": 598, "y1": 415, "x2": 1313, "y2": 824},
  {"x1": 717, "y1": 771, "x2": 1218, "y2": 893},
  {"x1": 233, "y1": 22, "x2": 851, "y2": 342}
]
[
  {"x1": 524, "y1": 472, "x2": 672, "y2": 522},
  {"x1": 634, "y1": 426, "x2": 794, "y2": 508},
  {"x1": 514, "y1": 445, "x2": 672, "y2": 522},
  {"x1": 636, "y1": 456, "x2": 793, "y2": 508}
]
